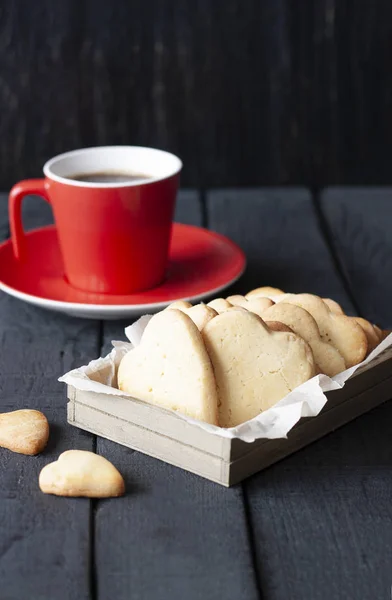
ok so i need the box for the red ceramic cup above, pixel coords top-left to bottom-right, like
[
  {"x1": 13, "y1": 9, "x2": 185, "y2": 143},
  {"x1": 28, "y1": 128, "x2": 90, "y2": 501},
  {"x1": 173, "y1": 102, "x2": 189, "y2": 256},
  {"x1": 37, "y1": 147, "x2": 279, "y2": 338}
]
[{"x1": 9, "y1": 146, "x2": 182, "y2": 294}]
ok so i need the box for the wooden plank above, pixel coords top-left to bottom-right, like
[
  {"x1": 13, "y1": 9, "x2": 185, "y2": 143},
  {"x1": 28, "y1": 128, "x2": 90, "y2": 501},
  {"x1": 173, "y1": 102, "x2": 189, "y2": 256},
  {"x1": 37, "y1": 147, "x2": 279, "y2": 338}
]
[
  {"x1": 94, "y1": 191, "x2": 260, "y2": 600},
  {"x1": 0, "y1": 194, "x2": 96, "y2": 600},
  {"x1": 207, "y1": 188, "x2": 392, "y2": 600},
  {"x1": 206, "y1": 188, "x2": 355, "y2": 311},
  {"x1": 320, "y1": 187, "x2": 392, "y2": 327},
  {"x1": 246, "y1": 464, "x2": 392, "y2": 600}
]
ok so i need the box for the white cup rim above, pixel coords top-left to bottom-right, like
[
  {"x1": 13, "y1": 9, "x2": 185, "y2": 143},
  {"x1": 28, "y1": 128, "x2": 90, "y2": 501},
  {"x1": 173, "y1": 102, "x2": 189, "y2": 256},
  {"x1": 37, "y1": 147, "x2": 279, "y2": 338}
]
[{"x1": 43, "y1": 145, "x2": 183, "y2": 188}]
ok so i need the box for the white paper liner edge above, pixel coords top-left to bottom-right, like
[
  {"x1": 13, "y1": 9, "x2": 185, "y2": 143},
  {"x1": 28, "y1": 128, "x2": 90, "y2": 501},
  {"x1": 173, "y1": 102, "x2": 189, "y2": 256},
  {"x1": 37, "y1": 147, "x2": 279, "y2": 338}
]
[{"x1": 59, "y1": 316, "x2": 392, "y2": 444}]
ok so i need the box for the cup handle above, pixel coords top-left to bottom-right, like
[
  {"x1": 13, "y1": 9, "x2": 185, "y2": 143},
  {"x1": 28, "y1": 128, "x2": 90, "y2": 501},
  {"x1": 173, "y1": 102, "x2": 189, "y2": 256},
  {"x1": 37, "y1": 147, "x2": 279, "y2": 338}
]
[{"x1": 9, "y1": 179, "x2": 51, "y2": 260}]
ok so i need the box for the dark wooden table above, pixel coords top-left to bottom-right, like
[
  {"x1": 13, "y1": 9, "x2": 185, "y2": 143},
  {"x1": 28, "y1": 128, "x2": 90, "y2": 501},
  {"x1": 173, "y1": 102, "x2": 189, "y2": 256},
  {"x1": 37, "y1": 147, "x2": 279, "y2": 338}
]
[{"x1": 1, "y1": 188, "x2": 392, "y2": 600}]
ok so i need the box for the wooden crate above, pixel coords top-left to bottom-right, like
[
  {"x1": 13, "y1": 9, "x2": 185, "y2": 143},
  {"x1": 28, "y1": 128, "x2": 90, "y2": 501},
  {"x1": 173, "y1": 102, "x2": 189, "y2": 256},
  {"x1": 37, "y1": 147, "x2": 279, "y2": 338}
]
[{"x1": 67, "y1": 346, "x2": 392, "y2": 486}]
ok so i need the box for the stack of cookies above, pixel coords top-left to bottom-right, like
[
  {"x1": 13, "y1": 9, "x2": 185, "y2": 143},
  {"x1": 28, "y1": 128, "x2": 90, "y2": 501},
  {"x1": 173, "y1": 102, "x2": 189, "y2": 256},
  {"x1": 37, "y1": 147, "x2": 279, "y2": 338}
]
[{"x1": 117, "y1": 288, "x2": 385, "y2": 428}]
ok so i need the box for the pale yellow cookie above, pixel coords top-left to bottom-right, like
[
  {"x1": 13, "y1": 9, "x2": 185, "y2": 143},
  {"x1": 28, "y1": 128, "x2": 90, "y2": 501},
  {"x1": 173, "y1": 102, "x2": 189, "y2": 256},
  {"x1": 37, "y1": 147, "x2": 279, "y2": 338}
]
[
  {"x1": 207, "y1": 298, "x2": 233, "y2": 313},
  {"x1": 226, "y1": 295, "x2": 274, "y2": 317},
  {"x1": 245, "y1": 286, "x2": 285, "y2": 299},
  {"x1": 167, "y1": 302, "x2": 217, "y2": 331},
  {"x1": 0, "y1": 410, "x2": 49, "y2": 455},
  {"x1": 166, "y1": 300, "x2": 192, "y2": 310},
  {"x1": 323, "y1": 298, "x2": 345, "y2": 315},
  {"x1": 118, "y1": 309, "x2": 219, "y2": 425},
  {"x1": 202, "y1": 310, "x2": 315, "y2": 427},
  {"x1": 39, "y1": 450, "x2": 125, "y2": 498},
  {"x1": 263, "y1": 303, "x2": 346, "y2": 377},
  {"x1": 353, "y1": 317, "x2": 380, "y2": 354},
  {"x1": 264, "y1": 321, "x2": 294, "y2": 333},
  {"x1": 274, "y1": 294, "x2": 368, "y2": 368}
]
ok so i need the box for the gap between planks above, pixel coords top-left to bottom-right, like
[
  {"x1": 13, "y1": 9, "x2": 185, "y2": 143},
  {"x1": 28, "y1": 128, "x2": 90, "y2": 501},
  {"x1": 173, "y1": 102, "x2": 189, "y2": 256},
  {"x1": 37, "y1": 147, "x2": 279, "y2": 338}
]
[
  {"x1": 90, "y1": 320, "x2": 104, "y2": 600},
  {"x1": 311, "y1": 188, "x2": 362, "y2": 315}
]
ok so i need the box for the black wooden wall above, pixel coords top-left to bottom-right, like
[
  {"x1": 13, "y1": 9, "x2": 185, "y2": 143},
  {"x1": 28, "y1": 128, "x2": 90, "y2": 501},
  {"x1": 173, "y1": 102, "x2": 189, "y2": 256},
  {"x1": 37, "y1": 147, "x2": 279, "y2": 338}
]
[{"x1": 0, "y1": 0, "x2": 391, "y2": 188}]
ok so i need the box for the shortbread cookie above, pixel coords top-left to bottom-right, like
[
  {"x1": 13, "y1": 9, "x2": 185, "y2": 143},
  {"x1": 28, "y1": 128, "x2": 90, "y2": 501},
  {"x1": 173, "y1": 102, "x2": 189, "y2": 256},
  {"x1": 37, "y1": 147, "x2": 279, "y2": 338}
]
[
  {"x1": 202, "y1": 310, "x2": 315, "y2": 427},
  {"x1": 207, "y1": 298, "x2": 233, "y2": 313},
  {"x1": 264, "y1": 321, "x2": 294, "y2": 333},
  {"x1": 245, "y1": 286, "x2": 285, "y2": 299},
  {"x1": 323, "y1": 298, "x2": 345, "y2": 315},
  {"x1": 39, "y1": 450, "x2": 125, "y2": 498},
  {"x1": 263, "y1": 303, "x2": 346, "y2": 377},
  {"x1": 167, "y1": 302, "x2": 217, "y2": 331},
  {"x1": 118, "y1": 309, "x2": 219, "y2": 425},
  {"x1": 353, "y1": 317, "x2": 380, "y2": 353},
  {"x1": 0, "y1": 410, "x2": 49, "y2": 455},
  {"x1": 274, "y1": 294, "x2": 367, "y2": 368},
  {"x1": 226, "y1": 295, "x2": 274, "y2": 317},
  {"x1": 166, "y1": 300, "x2": 192, "y2": 310}
]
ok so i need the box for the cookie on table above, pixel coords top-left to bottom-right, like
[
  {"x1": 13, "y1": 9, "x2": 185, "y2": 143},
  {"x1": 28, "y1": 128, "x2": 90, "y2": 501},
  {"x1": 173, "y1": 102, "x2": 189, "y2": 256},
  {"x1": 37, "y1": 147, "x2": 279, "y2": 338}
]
[
  {"x1": 0, "y1": 409, "x2": 49, "y2": 455},
  {"x1": 39, "y1": 450, "x2": 125, "y2": 498}
]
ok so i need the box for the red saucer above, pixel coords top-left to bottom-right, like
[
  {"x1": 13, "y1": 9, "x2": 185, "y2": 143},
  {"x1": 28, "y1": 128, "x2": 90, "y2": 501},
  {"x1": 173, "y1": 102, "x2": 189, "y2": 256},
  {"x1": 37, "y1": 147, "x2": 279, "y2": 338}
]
[{"x1": 0, "y1": 224, "x2": 246, "y2": 319}]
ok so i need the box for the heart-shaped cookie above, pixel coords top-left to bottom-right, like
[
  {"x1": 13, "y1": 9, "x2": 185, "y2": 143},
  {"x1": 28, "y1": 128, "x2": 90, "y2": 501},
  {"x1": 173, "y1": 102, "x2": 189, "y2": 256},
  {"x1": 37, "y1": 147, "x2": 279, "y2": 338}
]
[
  {"x1": 353, "y1": 317, "x2": 380, "y2": 354},
  {"x1": 323, "y1": 298, "x2": 345, "y2": 315},
  {"x1": 39, "y1": 450, "x2": 125, "y2": 497},
  {"x1": 167, "y1": 302, "x2": 217, "y2": 331},
  {"x1": 118, "y1": 309, "x2": 219, "y2": 424},
  {"x1": 202, "y1": 310, "x2": 315, "y2": 427},
  {"x1": 264, "y1": 321, "x2": 294, "y2": 333},
  {"x1": 263, "y1": 303, "x2": 346, "y2": 377},
  {"x1": 166, "y1": 300, "x2": 192, "y2": 311},
  {"x1": 207, "y1": 298, "x2": 233, "y2": 313},
  {"x1": 0, "y1": 409, "x2": 49, "y2": 455},
  {"x1": 245, "y1": 286, "x2": 285, "y2": 299},
  {"x1": 274, "y1": 294, "x2": 368, "y2": 368},
  {"x1": 226, "y1": 295, "x2": 274, "y2": 316}
]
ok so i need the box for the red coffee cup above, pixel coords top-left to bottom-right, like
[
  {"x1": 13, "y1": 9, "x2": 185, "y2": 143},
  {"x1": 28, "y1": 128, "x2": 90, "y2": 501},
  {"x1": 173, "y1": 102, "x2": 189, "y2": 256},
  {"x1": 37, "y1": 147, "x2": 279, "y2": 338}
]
[{"x1": 9, "y1": 146, "x2": 182, "y2": 294}]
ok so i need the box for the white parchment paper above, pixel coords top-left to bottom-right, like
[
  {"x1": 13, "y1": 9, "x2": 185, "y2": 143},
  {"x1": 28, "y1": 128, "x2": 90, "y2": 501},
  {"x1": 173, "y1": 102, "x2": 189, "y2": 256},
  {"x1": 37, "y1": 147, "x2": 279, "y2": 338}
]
[{"x1": 59, "y1": 316, "x2": 392, "y2": 443}]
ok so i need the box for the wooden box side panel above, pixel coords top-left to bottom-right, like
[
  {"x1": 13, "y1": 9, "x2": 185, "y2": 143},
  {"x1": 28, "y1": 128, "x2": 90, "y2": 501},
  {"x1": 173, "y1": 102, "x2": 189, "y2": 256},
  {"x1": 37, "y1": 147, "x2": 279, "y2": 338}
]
[
  {"x1": 68, "y1": 386, "x2": 231, "y2": 460},
  {"x1": 230, "y1": 351, "x2": 392, "y2": 462},
  {"x1": 69, "y1": 401, "x2": 231, "y2": 486},
  {"x1": 228, "y1": 374, "x2": 392, "y2": 486},
  {"x1": 67, "y1": 346, "x2": 392, "y2": 487}
]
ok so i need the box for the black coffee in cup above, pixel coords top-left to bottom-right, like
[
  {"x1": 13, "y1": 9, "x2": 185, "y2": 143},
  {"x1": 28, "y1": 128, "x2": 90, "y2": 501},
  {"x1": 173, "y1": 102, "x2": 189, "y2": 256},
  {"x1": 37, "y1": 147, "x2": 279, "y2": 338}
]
[{"x1": 69, "y1": 171, "x2": 153, "y2": 183}]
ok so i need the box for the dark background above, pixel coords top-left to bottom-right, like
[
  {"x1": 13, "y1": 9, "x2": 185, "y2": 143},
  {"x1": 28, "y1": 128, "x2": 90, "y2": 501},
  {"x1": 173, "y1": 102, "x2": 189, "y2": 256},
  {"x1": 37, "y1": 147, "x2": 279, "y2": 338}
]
[{"x1": 0, "y1": 0, "x2": 391, "y2": 189}]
